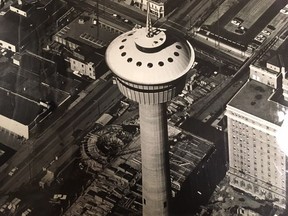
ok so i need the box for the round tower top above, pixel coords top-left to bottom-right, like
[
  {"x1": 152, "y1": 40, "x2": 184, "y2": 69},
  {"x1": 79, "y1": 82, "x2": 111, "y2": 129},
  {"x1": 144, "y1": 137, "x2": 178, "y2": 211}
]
[{"x1": 106, "y1": 27, "x2": 195, "y2": 85}]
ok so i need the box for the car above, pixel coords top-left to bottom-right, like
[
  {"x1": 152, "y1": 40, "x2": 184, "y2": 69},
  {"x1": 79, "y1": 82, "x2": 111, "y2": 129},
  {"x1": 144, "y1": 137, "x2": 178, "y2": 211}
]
[
  {"x1": 231, "y1": 18, "x2": 243, "y2": 26},
  {"x1": 231, "y1": 20, "x2": 241, "y2": 26},
  {"x1": 235, "y1": 28, "x2": 245, "y2": 35},
  {"x1": 8, "y1": 167, "x2": 18, "y2": 176},
  {"x1": 21, "y1": 208, "x2": 32, "y2": 216},
  {"x1": 255, "y1": 35, "x2": 266, "y2": 43},
  {"x1": 280, "y1": 9, "x2": 288, "y2": 14},
  {"x1": 262, "y1": 30, "x2": 271, "y2": 35},
  {"x1": 112, "y1": 13, "x2": 120, "y2": 19},
  {"x1": 267, "y1": 25, "x2": 276, "y2": 31},
  {"x1": 123, "y1": 18, "x2": 132, "y2": 24},
  {"x1": 235, "y1": 26, "x2": 246, "y2": 35},
  {"x1": 248, "y1": 42, "x2": 260, "y2": 50}
]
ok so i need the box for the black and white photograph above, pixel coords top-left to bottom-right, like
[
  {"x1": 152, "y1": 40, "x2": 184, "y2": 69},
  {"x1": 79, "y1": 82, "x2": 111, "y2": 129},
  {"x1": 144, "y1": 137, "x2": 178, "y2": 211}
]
[{"x1": 0, "y1": 0, "x2": 288, "y2": 215}]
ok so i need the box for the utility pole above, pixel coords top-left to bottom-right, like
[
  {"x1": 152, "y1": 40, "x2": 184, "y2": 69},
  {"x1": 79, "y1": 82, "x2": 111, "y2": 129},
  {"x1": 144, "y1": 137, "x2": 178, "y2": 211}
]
[{"x1": 94, "y1": 0, "x2": 99, "y2": 39}]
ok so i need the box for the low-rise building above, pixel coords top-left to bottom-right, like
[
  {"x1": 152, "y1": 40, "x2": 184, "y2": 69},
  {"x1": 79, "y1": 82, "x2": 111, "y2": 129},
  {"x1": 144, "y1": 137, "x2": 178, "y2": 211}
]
[
  {"x1": 68, "y1": 45, "x2": 105, "y2": 79},
  {"x1": 53, "y1": 12, "x2": 123, "y2": 51},
  {"x1": 132, "y1": 0, "x2": 168, "y2": 18},
  {"x1": 0, "y1": 0, "x2": 67, "y2": 52}
]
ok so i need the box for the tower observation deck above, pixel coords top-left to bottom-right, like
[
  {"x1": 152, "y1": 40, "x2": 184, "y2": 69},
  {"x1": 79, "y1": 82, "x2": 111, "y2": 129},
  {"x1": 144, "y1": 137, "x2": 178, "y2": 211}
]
[{"x1": 105, "y1": 3, "x2": 195, "y2": 215}]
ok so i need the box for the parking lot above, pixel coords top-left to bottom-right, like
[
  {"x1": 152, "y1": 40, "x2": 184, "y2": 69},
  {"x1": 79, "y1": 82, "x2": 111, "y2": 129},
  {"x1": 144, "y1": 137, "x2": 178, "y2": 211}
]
[
  {"x1": 202, "y1": 0, "x2": 288, "y2": 46},
  {"x1": 232, "y1": 0, "x2": 276, "y2": 29}
]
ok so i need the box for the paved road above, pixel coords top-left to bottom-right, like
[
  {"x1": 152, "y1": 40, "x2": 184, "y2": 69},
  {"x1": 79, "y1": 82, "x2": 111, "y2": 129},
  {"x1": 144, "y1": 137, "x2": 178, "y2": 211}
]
[{"x1": 0, "y1": 78, "x2": 122, "y2": 195}]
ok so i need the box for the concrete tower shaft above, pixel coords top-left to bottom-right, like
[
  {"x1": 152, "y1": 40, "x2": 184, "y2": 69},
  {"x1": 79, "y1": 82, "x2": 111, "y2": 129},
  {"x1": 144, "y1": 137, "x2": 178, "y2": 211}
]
[
  {"x1": 105, "y1": 10, "x2": 195, "y2": 215},
  {"x1": 139, "y1": 103, "x2": 171, "y2": 215}
]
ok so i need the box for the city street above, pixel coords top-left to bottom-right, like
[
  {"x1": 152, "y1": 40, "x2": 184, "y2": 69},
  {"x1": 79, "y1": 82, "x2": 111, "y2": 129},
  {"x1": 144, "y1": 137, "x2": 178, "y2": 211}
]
[{"x1": 0, "y1": 77, "x2": 122, "y2": 195}]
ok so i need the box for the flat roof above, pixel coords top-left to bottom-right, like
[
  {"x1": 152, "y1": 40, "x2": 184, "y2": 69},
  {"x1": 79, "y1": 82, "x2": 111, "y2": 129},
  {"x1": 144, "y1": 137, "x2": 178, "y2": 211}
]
[
  {"x1": 73, "y1": 45, "x2": 104, "y2": 64},
  {"x1": 0, "y1": 61, "x2": 72, "y2": 106},
  {"x1": 21, "y1": 53, "x2": 55, "y2": 76},
  {"x1": 228, "y1": 79, "x2": 285, "y2": 126},
  {"x1": 0, "y1": 88, "x2": 40, "y2": 125},
  {"x1": 0, "y1": 11, "x2": 31, "y2": 47},
  {"x1": 55, "y1": 12, "x2": 121, "y2": 49},
  {"x1": 0, "y1": 0, "x2": 65, "y2": 48},
  {"x1": 10, "y1": 2, "x2": 35, "y2": 12},
  {"x1": 152, "y1": 0, "x2": 167, "y2": 3}
]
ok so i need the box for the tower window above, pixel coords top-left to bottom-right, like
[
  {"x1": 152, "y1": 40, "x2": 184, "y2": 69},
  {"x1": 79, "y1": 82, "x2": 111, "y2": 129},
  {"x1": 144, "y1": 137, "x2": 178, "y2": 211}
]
[
  {"x1": 127, "y1": 58, "x2": 133, "y2": 63},
  {"x1": 147, "y1": 63, "x2": 153, "y2": 68},
  {"x1": 119, "y1": 45, "x2": 124, "y2": 49},
  {"x1": 158, "y1": 61, "x2": 164, "y2": 66},
  {"x1": 168, "y1": 58, "x2": 173, "y2": 62},
  {"x1": 136, "y1": 61, "x2": 142, "y2": 67},
  {"x1": 174, "y1": 52, "x2": 179, "y2": 56}
]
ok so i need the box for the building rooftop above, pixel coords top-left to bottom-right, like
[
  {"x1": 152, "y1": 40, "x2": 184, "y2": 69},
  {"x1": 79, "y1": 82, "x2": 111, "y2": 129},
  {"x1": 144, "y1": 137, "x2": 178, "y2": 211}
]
[
  {"x1": 20, "y1": 53, "x2": 55, "y2": 76},
  {"x1": 257, "y1": 33, "x2": 288, "y2": 69},
  {"x1": 0, "y1": 0, "x2": 65, "y2": 49},
  {"x1": 10, "y1": 1, "x2": 35, "y2": 13},
  {"x1": 0, "y1": 88, "x2": 41, "y2": 125},
  {"x1": 266, "y1": 53, "x2": 288, "y2": 69},
  {"x1": 151, "y1": 0, "x2": 167, "y2": 4},
  {"x1": 0, "y1": 11, "x2": 32, "y2": 47},
  {"x1": 54, "y1": 12, "x2": 121, "y2": 49},
  {"x1": 228, "y1": 79, "x2": 285, "y2": 126},
  {"x1": 73, "y1": 45, "x2": 104, "y2": 64}
]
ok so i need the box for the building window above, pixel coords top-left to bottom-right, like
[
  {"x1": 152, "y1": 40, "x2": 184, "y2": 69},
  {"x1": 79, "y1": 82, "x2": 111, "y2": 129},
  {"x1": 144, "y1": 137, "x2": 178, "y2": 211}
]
[{"x1": 143, "y1": 198, "x2": 146, "y2": 205}]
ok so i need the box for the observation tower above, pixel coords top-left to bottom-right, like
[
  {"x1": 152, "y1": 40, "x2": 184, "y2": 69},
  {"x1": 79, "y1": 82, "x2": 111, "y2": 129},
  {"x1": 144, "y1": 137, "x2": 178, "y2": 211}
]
[{"x1": 105, "y1": 3, "x2": 195, "y2": 215}]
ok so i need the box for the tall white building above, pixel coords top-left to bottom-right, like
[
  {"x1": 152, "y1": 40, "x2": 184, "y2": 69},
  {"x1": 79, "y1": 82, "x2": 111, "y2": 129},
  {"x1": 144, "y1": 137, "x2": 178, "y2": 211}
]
[
  {"x1": 105, "y1": 2, "x2": 195, "y2": 215},
  {"x1": 226, "y1": 52, "x2": 288, "y2": 209}
]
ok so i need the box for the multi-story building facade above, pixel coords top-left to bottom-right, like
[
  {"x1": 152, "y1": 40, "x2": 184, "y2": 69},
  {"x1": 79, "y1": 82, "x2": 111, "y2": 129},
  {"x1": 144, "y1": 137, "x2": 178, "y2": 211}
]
[
  {"x1": 68, "y1": 46, "x2": 104, "y2": 80},
  {"x1": 226, "y1": 52, "x2": 288, "y2": 209},
  {"x1": 132, "y1": 0, "x2": 167, "y2": 18}
]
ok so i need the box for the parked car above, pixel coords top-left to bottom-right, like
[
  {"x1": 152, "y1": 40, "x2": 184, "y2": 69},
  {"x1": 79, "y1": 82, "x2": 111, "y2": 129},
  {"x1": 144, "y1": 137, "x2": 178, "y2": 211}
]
[
  {"x1": 231, "y1": 17, "x2": 243, "y2": 26},
  {"x1": 280, "y1": 9, "x2": 288, "y2": 14},
  {"x1": 262, "y1": 30, "x2": 271, "y2": 35},
  {"x1": 8, "y1": 167, "x2": 18, "y2": 176},
  {"x1": 267, "y1": 25, "x2": 276, "y2": 31},
  {"x1": 235, "y1": 26, "x2": 246, "y2": 35},
  {"x1": 255, "y1": 34, "x2": 266, "y2": 43}
]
